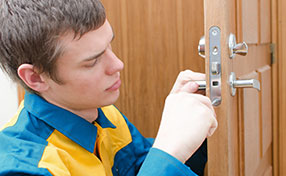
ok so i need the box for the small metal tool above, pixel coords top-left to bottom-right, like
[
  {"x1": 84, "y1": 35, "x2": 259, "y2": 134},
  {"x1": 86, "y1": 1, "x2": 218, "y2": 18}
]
[{"x1": 195, "y1": 80, "x2": 206, "y2": 90}]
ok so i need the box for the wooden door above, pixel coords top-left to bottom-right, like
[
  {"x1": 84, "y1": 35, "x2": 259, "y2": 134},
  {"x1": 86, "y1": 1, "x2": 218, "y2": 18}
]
[{"x1": 205, "y1": 0, "x2": 273, "y2": 175}]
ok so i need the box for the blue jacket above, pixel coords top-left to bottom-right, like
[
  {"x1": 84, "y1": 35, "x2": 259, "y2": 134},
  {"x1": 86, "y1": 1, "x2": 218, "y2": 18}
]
[{"x1": 0, "y1": 92, "x2": 202, "y2": 175}]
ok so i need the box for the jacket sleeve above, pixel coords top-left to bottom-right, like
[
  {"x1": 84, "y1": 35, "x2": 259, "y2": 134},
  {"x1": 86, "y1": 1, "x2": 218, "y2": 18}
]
[
  {"x1": 0, "y1": 158, "x2": 53, "y2": 176},
  {"x1": 138, "y1": 148, "x2": 197, "y2": 176},
  {"x1": 121, "y1": 114, "x2": 198, "y2": 176}
]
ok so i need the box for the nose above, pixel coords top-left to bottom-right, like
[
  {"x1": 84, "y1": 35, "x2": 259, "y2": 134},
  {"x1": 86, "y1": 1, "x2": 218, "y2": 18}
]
[{"x1": 105, "y1": 49, "x2": 124, "y2": 75}]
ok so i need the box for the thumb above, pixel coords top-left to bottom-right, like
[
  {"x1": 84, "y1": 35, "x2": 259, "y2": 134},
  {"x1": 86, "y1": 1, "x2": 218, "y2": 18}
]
[{"x1": 180, "y1": 81, "x2": 199, "y2": 93}]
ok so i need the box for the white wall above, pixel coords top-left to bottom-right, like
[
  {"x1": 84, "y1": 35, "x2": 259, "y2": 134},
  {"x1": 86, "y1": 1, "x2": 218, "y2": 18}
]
[{"x1": 0, "y1": 70, "x2": 18, "y2": 128}]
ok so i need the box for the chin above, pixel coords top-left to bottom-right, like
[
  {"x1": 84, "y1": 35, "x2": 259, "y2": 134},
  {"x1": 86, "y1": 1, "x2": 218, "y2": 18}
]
[{"x1": 101, "y1": 91, "x2": 120, "y2": 107}]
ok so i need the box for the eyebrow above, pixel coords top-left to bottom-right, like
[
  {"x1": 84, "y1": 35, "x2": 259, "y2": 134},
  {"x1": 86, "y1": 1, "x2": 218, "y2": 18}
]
[{"x1": 82, "y1": 34, "x2": 115, "y2": 62}]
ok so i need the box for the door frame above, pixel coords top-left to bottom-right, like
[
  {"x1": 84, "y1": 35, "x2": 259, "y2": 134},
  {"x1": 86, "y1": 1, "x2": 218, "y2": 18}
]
[{"x1": 272, "y1": 0, "x2": 286, "y2": 175}]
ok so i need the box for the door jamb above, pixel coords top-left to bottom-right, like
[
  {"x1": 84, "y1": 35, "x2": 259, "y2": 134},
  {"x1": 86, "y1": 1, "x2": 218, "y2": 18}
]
[{"x1": 272, "y1": 0, "x2": 286, "y2": 175}]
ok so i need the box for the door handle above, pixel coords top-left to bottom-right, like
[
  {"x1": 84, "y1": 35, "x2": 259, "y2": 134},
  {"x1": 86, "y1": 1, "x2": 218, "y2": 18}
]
[
  {"x1": 193, "y1": 75, "x2": 261, "y2": 98},
  {"x1": 227, "y1": 34, "x2": 260, "y2": 95},
  {"x1": 229, "y1": 72, "x2": 260, "y2": 96}
]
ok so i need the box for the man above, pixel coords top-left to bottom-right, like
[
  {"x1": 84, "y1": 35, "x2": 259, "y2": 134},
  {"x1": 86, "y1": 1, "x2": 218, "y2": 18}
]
[{"x1": 0, "y1": 0, "x2": 217, "y2": 175}]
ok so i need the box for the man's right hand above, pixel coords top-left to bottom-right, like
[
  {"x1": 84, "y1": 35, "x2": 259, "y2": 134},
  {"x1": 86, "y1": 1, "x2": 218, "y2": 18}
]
[{"x1": 152, "y1": 70, "x2": 218, "y2": 163}]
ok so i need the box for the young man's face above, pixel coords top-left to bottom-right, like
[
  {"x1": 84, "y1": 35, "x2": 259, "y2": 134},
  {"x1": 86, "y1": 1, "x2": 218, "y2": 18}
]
[{"x1": 41, "y1": 20, "x2": 124, "y2": 112}]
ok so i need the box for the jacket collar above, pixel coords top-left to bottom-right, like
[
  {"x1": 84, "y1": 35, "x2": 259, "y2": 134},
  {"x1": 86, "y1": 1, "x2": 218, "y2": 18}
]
[{"x1": 24, "y1": 92, "x2": 116, "y2": 153}]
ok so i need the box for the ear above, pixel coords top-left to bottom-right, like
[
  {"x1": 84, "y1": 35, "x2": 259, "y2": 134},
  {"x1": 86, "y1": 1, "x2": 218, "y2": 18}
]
[{"x1": 17, "y1": 64, "x2": 49, "y2": 92}]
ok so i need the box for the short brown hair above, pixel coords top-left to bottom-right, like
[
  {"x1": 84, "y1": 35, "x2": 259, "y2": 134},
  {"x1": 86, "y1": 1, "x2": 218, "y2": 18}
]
[{"x1": 0, "y1": 0, "x2": 106, "y2": 92}]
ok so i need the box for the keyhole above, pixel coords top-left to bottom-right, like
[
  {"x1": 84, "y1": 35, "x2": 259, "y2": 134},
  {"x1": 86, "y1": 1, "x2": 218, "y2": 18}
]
[{"x1": 212, "y1": 46, "x2": 219, "y2": 55}]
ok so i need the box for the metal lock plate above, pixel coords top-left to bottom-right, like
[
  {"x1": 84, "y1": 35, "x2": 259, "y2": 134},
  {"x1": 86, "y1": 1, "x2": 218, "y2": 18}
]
[{"x1": 209, "y1": 26, "x2": 222, "y2": 106}]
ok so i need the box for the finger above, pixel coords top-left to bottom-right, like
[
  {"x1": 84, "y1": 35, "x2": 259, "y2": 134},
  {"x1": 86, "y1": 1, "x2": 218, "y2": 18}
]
[
  {"x1": 177, "y1": 70, "x2": 205, "y2": 83},
  {"x1": 194, "y1": 97, "x2": 217, "y2": 137},
  {"x1": 190, "y1": 94, "x2": 216, "y2": 114},
  {"x1": 195, "y1": 89, "x2": 206, "y2": 95},
  {"x1": 180, "y1": 81, "x2": 199, "y2": 93},
  {"x1": 207, "y1": 116, "x2": 218, "y2": 136},
  {"x1": 171, "y1": 70, "x2": 206, "y2": 94},
  {"x1": 189, "y1": 95, "x2": 217, "y2": 137}
]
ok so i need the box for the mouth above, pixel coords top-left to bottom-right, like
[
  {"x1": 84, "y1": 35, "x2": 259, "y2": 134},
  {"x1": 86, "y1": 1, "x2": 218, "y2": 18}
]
[{"x1": 106, "y1": 79, "x2": 121, "y2": 91}]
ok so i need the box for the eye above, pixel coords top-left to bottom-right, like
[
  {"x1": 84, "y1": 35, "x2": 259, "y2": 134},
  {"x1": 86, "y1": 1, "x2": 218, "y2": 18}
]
[{"x1": 85, "y1": 58, "x2": 99, "y2": 68}]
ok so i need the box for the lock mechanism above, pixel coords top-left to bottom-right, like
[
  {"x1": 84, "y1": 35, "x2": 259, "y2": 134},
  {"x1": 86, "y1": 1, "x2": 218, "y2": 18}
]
[
  {"x1": 197, "y1": 27, "x2": 222, "y2": 106},
  {"x1": 197, "y1": 32, "x2": 259, "y2": 104}
]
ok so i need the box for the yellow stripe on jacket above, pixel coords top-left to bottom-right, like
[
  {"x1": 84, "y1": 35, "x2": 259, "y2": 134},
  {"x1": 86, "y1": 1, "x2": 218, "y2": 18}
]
[{"x1": 38, "y1": 105, "x2": 132, "y2": 176}]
